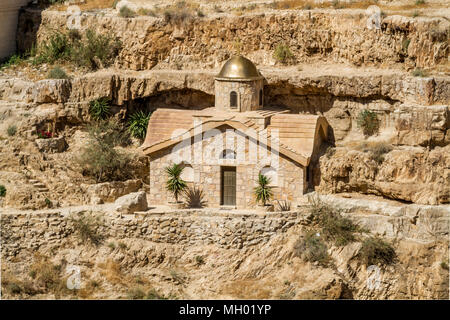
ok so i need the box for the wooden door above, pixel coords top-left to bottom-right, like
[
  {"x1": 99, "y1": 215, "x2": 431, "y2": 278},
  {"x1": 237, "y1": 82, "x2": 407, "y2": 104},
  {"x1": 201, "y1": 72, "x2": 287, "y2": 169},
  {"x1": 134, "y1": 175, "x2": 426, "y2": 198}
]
[{"x1": 221, "y1": 167, "x2": 236, "y2": 206}]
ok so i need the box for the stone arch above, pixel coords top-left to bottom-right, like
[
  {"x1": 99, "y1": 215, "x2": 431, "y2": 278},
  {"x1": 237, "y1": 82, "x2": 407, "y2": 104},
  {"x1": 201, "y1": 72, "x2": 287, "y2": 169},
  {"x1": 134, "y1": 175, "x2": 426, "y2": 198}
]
[
  {"x1": 260, "y1": 166, "x2": 278, "y2": 186},
  {"x1": 179, "y1": 161, "x2": 194, "y2": 182}
]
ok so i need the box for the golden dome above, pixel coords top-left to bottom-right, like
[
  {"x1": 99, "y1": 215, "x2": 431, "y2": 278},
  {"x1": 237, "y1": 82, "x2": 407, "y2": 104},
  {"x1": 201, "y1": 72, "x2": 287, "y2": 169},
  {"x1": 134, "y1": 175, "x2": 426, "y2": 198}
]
[{"x1": 216, "y1": 56, "x2": 262, "y2": 80}]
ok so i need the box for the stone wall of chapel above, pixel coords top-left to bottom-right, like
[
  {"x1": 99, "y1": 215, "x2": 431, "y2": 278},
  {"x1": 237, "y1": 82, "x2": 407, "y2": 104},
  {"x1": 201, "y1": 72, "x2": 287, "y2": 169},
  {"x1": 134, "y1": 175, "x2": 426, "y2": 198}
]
[{"x1": 149, "y1": 128, "x2": 305, "y2": 208}]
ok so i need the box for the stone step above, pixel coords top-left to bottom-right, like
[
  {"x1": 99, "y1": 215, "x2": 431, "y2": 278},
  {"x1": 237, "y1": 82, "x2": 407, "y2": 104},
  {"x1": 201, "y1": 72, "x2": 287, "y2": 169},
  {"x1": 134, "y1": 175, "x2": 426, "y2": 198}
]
[
  {"x1": 33, "y1": 183, "x2": 46, "y2": 188},
  {"x1": 36, "y1": 188, "x2": 49, "y2": 192},
  {"x1": 29, "y1": 179, "x2": 40, "y2": 184}
]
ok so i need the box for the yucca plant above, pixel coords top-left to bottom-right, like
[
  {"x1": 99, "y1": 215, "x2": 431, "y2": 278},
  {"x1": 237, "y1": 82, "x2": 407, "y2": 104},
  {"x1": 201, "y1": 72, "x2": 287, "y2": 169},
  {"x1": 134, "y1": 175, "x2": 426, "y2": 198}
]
[
  {"x1": 165, "y1": 163, "x2": 187, "y2": 203},
  {"x1": 89, "y1": 97, "x2": 111, "y2": 121},
  {"x1": 183, "y1": 186, "x2": 206, "y2": 208},
  {"x1": 128, "y1": 110, "x2": 151, "y2": 139},
  {"x1": 254, "y1": 174, "x2": 273, "y2": 206}
]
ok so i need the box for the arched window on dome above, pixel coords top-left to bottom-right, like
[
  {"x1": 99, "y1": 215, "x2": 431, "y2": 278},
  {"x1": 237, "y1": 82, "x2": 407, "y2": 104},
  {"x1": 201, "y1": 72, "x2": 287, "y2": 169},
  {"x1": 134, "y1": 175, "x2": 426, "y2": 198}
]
[
  {"x1": 259, "y1": 89, "x2": 263, "y2": 106},
  {"x1": 260, "y1": 166, "x2": 278, "y2": 186},
  {"x1": 230, "y1": 91, "x2": 237, "y2": 109}
]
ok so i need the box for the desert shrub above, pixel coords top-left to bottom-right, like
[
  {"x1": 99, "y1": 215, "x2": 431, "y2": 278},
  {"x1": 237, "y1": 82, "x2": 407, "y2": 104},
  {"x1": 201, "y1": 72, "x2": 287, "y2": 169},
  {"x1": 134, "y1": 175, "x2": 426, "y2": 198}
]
[
  {"x1": 359, "y1": 236, "x2": 396, "y2": 266},
  {"x1": 128, "y1": 110, "x2": 151, "y2": 139},
  {"x1": 29, "y1": 255, "x2": 69, "y2": 296},
  {"x1": 35, "y1": 32, "x2": 70, "y2": 64},
  {"x1": 77, "y1": 119, "x2": 131, "y2": 182},
  {"x1": 45, "y1": 198, "x2": 53, "y2": 208},
  {"x1": 146, "y1": 288, "x2": 169, "y2": 300},
  {"x1": 0, "y1": 185, "x2": 6, "y2": 197},
  {"x1": 214, "y1": 5, "x2": 224, "y2": 13},
  {"x1": 357, "y1": 109, "x2": 380, "y2": 137},
  {"x1": 163, "y1": 8, "x2": 193, "y2": 24},
  {"x1": 294, "y1": 231, "x2": 330, "y2": 267},
  {"x1": 273, "y1": 43, "x2": 294, "y2": 65},
  {"x1": 276, "y1": 200, "x2": 291, "y2": 211},
  {"x1": 440, "y1": 261, "x2": 449, "y2": 270},
  {"x1": 69, "y1": 211, "x2": 104, "y2": 246},
  {"x1": 7, "y1": 124, "x2": 17, "y2": 137},
  {"x1": 48, "y1": 66, "x2": 69, "y2": 79},
  {"x1": 402, "y1": 39, "x2": 411, "y2": 53},
  {"x1": 196, "y1": 9, "x2": 205, "y2": 17},
  {"x1": 183, "y1": 186, "x2": 206, "y2": 208},
  {"x1": 71, "y1": 29, "x2": 122, "y2": 70},
  {"x1": 89, "y1": 97, "x2": 111, "y2": 121},
  {"x1": 137, "y1": 8, "x2": 156, "y2": 16},
  {"x1": 308, "y1": 195, "x2": 361, "y2": 246},
  {"x1": 412, "y1": 10, "x2": 420, "y2": 17},
  {"x1": 108, "y1": 242, "x2": 116, "y2": 250},
  {"x1": 412, "y1": 68, "x2": 427, "y2": 77},
  {"x1": 254, "y1": 174, "x2": 273, "y2": 206},
  {"x1": 119, "y1": 5, "x2": 136, "y2": 18},
  {"x1": 195, "y1": 255, "x2": 205, "y2": 266},
  {"x1": 127, "y1": 287, "x2": 146, "y2": 299},
  {"x1": 415, "y1": 0, "x2": 425, "y2": 4},
  {"x1": 0, "y1": 54, "x2": 26, "y2": 69},
  {"x1": 165, "y1": 163, "x2": 187, "y2": 203},
  {"x1": 169, "y1": 269, "x2": 185, "y2": 285},
  {"x1": 118, "y1": 242, "x2": 127, "y2": 250},
  {"x1": 369, "y1": 142, "x2": 392, "y2": 164}
]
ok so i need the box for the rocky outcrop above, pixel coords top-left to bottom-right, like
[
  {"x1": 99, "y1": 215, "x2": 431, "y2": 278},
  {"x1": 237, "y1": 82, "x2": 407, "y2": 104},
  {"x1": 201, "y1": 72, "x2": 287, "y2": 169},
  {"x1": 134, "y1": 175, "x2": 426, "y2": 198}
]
[
  {"x1": 23, "y1": 9, "x2": 449, "y2": 71},
  {"x1": 317, "y1": 145, "x2": 450, "y2": 205},
  {"x1": 83, "y1": 179, "x2": 143, "y2": 204}
]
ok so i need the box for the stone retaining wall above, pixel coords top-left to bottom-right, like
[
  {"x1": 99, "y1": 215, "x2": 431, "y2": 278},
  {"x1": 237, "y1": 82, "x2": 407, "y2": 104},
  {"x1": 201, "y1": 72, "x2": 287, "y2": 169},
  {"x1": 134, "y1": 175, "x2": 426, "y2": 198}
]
[{"x1": 1, "y1": 209, "x2": 310, "y2": 259}]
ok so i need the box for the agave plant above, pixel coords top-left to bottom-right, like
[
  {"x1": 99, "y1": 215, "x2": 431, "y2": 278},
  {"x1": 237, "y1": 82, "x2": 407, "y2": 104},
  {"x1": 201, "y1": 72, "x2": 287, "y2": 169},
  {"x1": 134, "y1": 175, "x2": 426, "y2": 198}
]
[
  {"x1": 165, "y1": 163, "x2": 187, "y2": 203},
  {"x1": 254, "y1": 174, "x2": 273, "y2": 206},
  {"x1": 128, "y1": 110, "x2": 152, "y2": 139},
  {"x1": 183, "y1": 186, "x2": 206, "y2": 208},
  {"x1": 276, "y1": 200, "x2": 291, "y2": 212}
]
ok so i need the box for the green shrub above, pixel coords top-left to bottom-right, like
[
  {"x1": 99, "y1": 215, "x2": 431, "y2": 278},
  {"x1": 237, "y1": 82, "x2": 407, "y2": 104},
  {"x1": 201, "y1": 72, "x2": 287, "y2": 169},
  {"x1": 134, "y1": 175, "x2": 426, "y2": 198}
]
[
  {"x1": 412, "y1": 10, "x2": 420, "y2": 17},
  {"x1": 77, "y1": 119, "x2": 131, "y2": 182},
  {"x1": 128, "y1": 110, "x2": 151, "y2": 139},
  {"x1": 119, "y1": 6, "x2": 136, "y2": 18},
  {"x1": 308, "y1": 195, "x2": 362, "y2": 246},
  {"x1": 71, "y1": 29, "x2": 122, "y2": 70},
  {"x1": 0, "y1": 54, "x2": 25, "y2": 69},
  {"x1": 0, "y1": 185, "x2": 6, "y2": 197},
  {"x1": 184, "y1": 186, "x2": 206, "y2": 208},
  {"x1": 127, "y1": 287, "x2": 145, "y2": 299},
  {"x1": 69, "y1": 211, "x2": 104, "y2": 246},
  {"x1": 118, "y1": 242, "x2": 127, "y2": 250},
  {"x1": 273, "y1": 43, "x2": 294, "y2": 65},
  {"x1": 165, "y1": 163, "x2": 187, "y2": 203},
  {"x1": 7, "y1": 124, "x2": 17, "y2": 137},
  {"x1": 45, "y1": 198, "x2": 53, "y2": 208},
  {"x1": 89, "y1": 97, "x2": 111, "y2": 121},
  {"x1": 35, "y1": 32, "x2": 70, "y2": 64},
  {"x1": 415, "y1": 0, "x2": 425, "y2": 4},
  {"x1": 294, "y1": 231, "x2": 330, "y2": 267},
  {"x1": 254, "y1": 174, "x2": 273, "y2": 206},
  {"x1": 440, "y1": 261, "x2": 449, "y2": 270},
  {"x1": 412, "y1": 68, "x2": 427, "y2": 77},
  {"x1": 359, "y1": 236, "x2": 396, "y2": 266},
  {"x1": 48, "y1": 67, "x2": 69, "y2": 79},
  {"x1": 357, "y1": 109, "x2": 380, "y2": 137},
  {"x1": 146, "y1": 288, "x2": 169, "y2": 300},
  {"x1": 195, "y1": 255, "x2": 205, "y2": 266}
]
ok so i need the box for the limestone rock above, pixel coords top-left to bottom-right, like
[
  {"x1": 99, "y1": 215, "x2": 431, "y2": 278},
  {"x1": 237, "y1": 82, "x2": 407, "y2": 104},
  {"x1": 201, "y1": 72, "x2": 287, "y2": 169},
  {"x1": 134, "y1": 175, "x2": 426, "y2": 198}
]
[
  {"x1": 114, "y1": 191, "x2": 148, "y2": 214},
  {"x1": 83, "y1": 179, "x2": 143, "y2": 204},
  {"x1": 35, "y1": 136, "x2": 67, "y2": 153}
]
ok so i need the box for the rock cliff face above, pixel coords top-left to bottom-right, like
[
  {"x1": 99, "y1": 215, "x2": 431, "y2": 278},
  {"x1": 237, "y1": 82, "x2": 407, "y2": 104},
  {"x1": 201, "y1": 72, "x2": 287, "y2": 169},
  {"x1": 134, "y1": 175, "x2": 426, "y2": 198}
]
[
  {"x1": 316, "y1": 145, "x2": 450, "y2": 205},
  {"x1": 20, "y1": 10, "x2": 449, "y2": 71}
]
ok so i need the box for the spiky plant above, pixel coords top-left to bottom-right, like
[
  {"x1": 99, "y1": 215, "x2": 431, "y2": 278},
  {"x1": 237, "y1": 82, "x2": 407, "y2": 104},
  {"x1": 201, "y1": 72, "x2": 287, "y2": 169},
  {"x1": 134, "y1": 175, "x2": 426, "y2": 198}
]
[
  {"x1": 254, "y1": 174, "x2": 273, "y2": 206},
  {"x1": 165, "y1": 163, "x2": 187, "y2": 203},
  {"x1": 183, "y1": 186, "x2": 206, "y2": 208},
  {"x1": 276, "y1": 200, "x2": 291, "y2": 211},
  {"x1": 89, "y1": 97, "x2": 111, "y2": 121},
  {"x1": 128, "y1": 110, "x2": 151, "y2": 140}
]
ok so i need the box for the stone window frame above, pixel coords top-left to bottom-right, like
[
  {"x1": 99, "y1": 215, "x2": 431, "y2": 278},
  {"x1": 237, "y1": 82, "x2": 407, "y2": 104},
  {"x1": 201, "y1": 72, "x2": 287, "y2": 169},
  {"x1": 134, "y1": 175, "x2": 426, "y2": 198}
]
[
  {"x1": 259, "y1": 165, "x2": 278, "y2": 187},
  {"x1": 220, "y1": 149, "x2": 237, "y2": 160},
  {"x1": 179, "y1": 161, "x2": 195, "y2": 182}
]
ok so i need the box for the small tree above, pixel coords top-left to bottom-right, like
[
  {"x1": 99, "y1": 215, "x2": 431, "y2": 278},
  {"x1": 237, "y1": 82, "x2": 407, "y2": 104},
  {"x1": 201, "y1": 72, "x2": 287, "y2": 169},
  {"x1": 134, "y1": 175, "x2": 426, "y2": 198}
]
[
  {"x1": 254, "y1": 174, "x2": 273, "y2": 206},
  {"x1": 357, "y1": 109, "x2": 380, "y2": 137},
  {"x1": 165, "y1": 163, "x2": 187, "y2": 203}
]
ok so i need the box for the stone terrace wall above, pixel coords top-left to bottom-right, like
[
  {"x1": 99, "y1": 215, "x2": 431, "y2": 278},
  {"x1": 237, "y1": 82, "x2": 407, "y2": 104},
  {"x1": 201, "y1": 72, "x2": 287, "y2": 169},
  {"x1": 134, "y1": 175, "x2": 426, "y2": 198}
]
[{"x1": 1, "y1": 209, "x2": 309, "y2": 260}]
